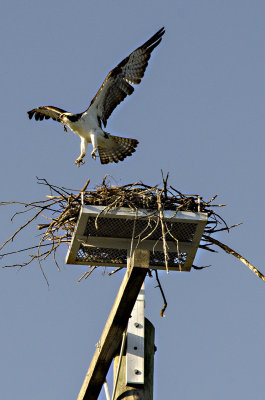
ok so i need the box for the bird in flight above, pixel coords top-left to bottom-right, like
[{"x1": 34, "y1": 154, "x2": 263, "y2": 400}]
[{"x1": 28, "y1": 27, "x2": 165, "y2": 166}]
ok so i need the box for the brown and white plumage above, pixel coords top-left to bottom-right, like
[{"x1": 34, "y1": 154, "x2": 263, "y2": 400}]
[
  {"x1": 98, "y1": 134, "x2": 139, "y2": 164},
  {"x1": 27, "y1": 27, "x2": 165, "y2": 166}
]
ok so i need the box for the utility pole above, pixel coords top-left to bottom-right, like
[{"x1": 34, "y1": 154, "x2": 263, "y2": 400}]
[
  {"x1": 113, "y1": 318, "x2": 155, "y2": 400},
  {"x1": 112, "y1": 282, "x2": 155, "y2": 400},
  {"x1": 65, "y1": 203, "x2": 208, "y2": 399}
]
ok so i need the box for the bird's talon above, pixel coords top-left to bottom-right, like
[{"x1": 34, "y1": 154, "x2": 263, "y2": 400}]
[
  {"x1": 91, "y1": 151, "x2": 98, "y2": 160},
  {"x1": 75, "y1": 158, "x2": 85, "y2": 167}
]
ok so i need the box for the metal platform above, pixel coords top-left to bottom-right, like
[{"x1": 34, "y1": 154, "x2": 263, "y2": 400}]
[{"x1": 65, "y1": 205, "x2": 208, "y2": 271}]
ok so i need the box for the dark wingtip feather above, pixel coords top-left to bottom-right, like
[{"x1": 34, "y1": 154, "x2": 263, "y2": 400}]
[
  {"x1": 27, "y1": 109, "x2": 35, "y2": 120},
  {"x1": 142, "y1": 27, "x2": 165, "y2": 50},
  {"x1": 148, "y1": 38, "x2": 163, "y2": 53},
  {"x1": 132, "y1": 139, "x2": 139, "y2": 148}
]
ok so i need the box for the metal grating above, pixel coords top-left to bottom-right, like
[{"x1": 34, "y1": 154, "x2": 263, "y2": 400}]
[
  {"x1": 83, "y1": 216, "x2": 196, "y2": 243},
  {"x1": 65, "y1": 205, "x2": 208, "y2": 271},
  {"x1": 77, "y1": 245, "x2": 127, "y2": 265},
  {"x1": 150, "y1": 251, "x2": 187, "y2": 268},
  {"x1": 76, "y1": 244, "x2": 187, "y2": 269}
]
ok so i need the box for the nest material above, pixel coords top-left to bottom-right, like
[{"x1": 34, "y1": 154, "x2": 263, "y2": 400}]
[{"x1": 0, "y1": 175, "x2": 264, "y2": 287}]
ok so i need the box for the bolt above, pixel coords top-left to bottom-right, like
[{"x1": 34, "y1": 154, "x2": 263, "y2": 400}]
[
  {"x1": 134, "y1": 322, "x2": 140, "y2": 328},
  {"x1": 134, "y1": 369, "x2": 141, "y2": 375}
]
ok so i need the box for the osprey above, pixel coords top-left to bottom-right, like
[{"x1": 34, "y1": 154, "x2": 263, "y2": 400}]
[{"x1": 28, "y1": 27, "x2": 165, "y2": 166}]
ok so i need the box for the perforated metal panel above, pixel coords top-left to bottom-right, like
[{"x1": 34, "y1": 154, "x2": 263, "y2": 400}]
[
  {"x1": 65, "y1": 205, "x2": 208, "y2": 271},
  {"x1": 77, "y1": 245, "x2": 128, "y2": 265},
  {"x1": 75, "y1": 244, "x2": 187, "y2": 269},
  {"x1": 83, "y1": 216, "x2": 197, "y2": 242}
]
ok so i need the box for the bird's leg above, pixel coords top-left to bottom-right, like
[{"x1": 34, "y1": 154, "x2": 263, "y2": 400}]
[
  {"x1": 75, "y1": 138, "x2": 88, "y2": 167},
  {"x1": 90, "y1": 133, "x2": 99, "y2": 160}
]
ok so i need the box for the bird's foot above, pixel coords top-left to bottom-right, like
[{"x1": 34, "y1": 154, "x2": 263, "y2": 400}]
[
  {"x1": 91, "y1": 150, "x2": 98, "y2": 160},
  {"x1": 62, "y1": 123, "x2": 68, "y2": 133},
  {"x1": 75, "y1": 158, "x2": 85, "y2": 167}
]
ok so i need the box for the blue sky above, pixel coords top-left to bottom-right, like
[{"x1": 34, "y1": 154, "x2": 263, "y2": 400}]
[{"x1": 1, "y1": 1, "x2": 265, "y2": 399}]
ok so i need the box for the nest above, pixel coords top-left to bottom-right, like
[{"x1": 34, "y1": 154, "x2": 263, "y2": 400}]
[{"x1": 1, "y1": 175, "x2": 264, "y2": 289}]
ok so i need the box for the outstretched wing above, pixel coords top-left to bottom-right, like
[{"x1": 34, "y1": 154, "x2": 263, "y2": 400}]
[
  {"x1": 88, "y1": 27, "x2": 165, "y2": 127},
  {"x1": 27, "y1": 106, "x2": 67, "y2": 122}
]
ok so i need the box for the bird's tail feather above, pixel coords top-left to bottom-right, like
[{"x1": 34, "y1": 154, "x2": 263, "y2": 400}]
[{"x1": 98, "y1": 133, "x2": 138, "y2": 164}]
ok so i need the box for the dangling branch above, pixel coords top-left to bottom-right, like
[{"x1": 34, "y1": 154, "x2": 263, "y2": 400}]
[
  {"x1": 155, "y1": 270, "x2": 167, "y2": 317},
  {"x1": 203, "y1": 234, "x2": 265, "y2": 281}
]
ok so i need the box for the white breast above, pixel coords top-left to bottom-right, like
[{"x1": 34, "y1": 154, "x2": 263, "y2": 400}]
[{"x1": 66, "y1": 112, "x2": 101, "y2": 142}]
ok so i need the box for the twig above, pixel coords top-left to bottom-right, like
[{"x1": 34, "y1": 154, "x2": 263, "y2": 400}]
[
  {"x1": 156, "y1": 189, "x2": 169, "y2": 273},
  {"x1": 77, "y1": 266, "x2": 97, "y2": 283},
  {"x1": 1, "y1": 175, "x2": 262, "y2": 289},
  {"x1": 0, "y1": 200, "x2": 59, "y2": 251},
  {"x1": 155, "y1": 270, "x2": 167, "y2": 317},
  {"x1": 109, "y1": 267, "x2": 123, "y2": 276}
]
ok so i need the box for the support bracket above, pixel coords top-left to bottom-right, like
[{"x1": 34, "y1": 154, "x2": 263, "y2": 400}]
[{"x1": 126, "y1": 283, "x2": 145, "y2": 384}]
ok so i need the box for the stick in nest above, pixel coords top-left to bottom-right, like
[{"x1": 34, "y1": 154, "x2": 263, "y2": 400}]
[
  {"x1": 156, "y1": 189, "x2": 169, "y2": 273},
  {"x1": 0, "y1": 175, "x2": 264, "y2": 287}
]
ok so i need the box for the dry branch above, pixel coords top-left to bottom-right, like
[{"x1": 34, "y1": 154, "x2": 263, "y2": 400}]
[
  {"x1": 155, "y1": 270, "x2": 167, "y2": 317},
  {"x1": 203, "y1": 235, "x2": 265, "y2": 281}
]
